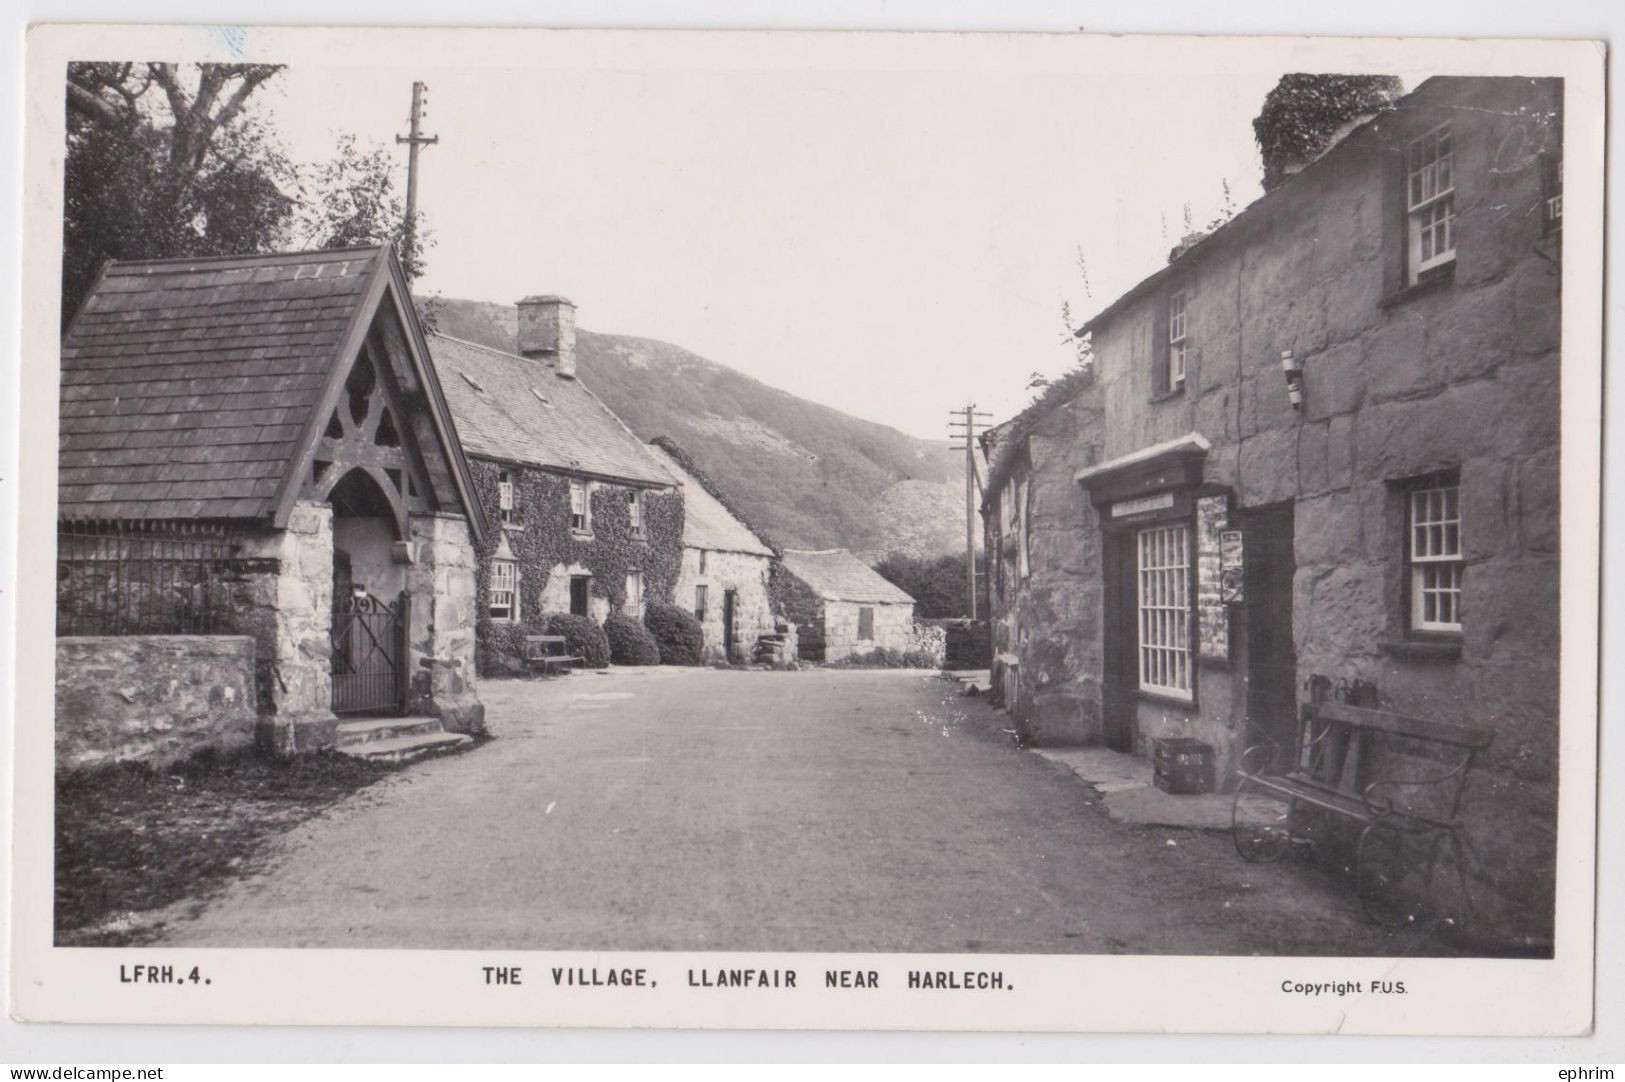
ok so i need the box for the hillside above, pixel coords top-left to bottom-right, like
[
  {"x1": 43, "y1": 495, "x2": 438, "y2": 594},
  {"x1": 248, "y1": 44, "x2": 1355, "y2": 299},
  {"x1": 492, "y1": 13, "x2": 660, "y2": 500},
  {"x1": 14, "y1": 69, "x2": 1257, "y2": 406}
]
[{"x1": 427, "y1": 297, "x2": 965, "y2": 560}]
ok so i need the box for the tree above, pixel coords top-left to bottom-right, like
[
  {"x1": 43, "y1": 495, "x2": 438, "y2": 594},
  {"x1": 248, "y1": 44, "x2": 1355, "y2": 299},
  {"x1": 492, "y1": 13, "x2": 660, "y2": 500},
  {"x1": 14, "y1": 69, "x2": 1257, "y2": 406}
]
[
  {"x1": 292, "y1": 134, "x2": 433, "y2": 282},
  {"x1": 62, "y1": 62, "x2": 294, "y2": 325},
  {"x1": 874, "y1": 551, "x2": 985, "y2": 619}
]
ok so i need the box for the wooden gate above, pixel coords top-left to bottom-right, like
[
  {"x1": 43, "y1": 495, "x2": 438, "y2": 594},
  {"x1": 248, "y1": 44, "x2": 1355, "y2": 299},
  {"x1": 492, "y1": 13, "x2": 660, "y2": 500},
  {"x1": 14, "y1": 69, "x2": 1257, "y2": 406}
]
[{"x1": 331, "y1": 590, "x2": 410, "y2": 715}]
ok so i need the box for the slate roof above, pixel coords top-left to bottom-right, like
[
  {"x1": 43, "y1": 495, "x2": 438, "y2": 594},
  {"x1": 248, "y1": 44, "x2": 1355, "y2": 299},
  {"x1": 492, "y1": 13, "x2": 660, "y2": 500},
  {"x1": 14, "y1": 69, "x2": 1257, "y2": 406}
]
[
  {"x1": 779, "y1": 548, "x2": 915, "y2": 605},
  {"x1": 59, "y1": 247, "x2": 386, "y2": 521},
  {"x1": 429, "y1": 333, "x2": 675, "y2": 488},
  {"x1": 645, "y1": 443, "x2": 774, "y2": 557}
]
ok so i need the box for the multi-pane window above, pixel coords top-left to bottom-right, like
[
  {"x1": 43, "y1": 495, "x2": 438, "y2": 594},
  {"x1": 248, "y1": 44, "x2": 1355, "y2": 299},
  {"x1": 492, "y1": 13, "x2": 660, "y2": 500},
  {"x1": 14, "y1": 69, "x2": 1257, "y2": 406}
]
[
  {"x1": 1168, "y1": 291, "x2": 1189, "y2": 388},
  {"x1": 695, "y1": 584, "x2": 709, "y2": 621},
  {"x1": 569, "y1": 479, "x2": 590, "y2": 533},
  {"x1": 626, "y1": 570, "x2": 645, "y2": 614},
  {"x1": 628, "y1": 489, "x2": 644, "y2": 535},
  {"x1": 1136, "y1": 524, "x2": 1192, "y2": 699},
  {"x1": 858, "y1": 606, "x2": 875, "y2": 642},
  {"x1": 1409, "y1": 484, "x2": 1463, "y2": 632},
  {"x1": 1407, "y1": 124, "x2": 1456, "y2": 282},
  {"x1": 497, "y1": 469, "x2": 516, "y2": 525},
  {"x1": 488, "y1": 559, "x2": 519, "y2": 621}
]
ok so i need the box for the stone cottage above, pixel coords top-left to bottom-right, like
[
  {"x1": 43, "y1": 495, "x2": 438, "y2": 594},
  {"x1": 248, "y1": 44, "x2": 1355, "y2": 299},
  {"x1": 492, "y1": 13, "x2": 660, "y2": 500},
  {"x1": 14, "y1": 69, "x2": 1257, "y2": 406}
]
[
  {"x1": 644, "y1": 439, "x2": 778, "y2": 662},
  {"x1": 428, "y1": 296, "x2": 683, "y2": 654},
  {"x1": 777, "y1": 548, "x2": 916, "y2": 662},
  {"x1": 981, "y1": 76, "x2": 1563, "y2": 945},
  {"x1": 57, "y1": 246, "x2": 488, "y2": 767}
]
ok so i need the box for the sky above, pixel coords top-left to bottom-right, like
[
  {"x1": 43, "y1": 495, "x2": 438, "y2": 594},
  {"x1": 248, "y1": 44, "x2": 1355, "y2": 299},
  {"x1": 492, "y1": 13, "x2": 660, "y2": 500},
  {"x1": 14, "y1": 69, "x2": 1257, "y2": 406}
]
[{"x1": 239, "y1": 34, "x2": 1427, "y2": 441}]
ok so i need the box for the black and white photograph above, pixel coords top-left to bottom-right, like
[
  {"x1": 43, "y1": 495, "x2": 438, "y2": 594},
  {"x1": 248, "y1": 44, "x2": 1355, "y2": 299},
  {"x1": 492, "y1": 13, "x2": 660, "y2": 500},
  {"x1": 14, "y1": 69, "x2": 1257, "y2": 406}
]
[{"x1": 6, "y1": 23, "x2": 1605, "y2": 1036}]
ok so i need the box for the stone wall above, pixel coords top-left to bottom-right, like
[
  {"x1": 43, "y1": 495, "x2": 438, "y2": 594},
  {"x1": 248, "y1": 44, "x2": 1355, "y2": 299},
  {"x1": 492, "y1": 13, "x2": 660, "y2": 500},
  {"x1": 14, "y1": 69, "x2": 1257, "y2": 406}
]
[
  {"x1": 674, "y1": 546, "x2": 776, "y2": 661},
  {"x1": 988, "y1": 78, "x2": 1562, "y2": 946},
  {"x1": 906, "y1": 620, "x2": 948, "y2": 666},
  {"x1": 407, "y1": 511, "x2": 485, "y2": 734},
  {"x1": 236, "y1": 500, "x2": 338, "y2": 752},
  {"x1": 56, "y1": 635, "x2": 256, "y2": 771},
  {"x1": 822, "y1": 600, "x2": 915, "y2": 662}
]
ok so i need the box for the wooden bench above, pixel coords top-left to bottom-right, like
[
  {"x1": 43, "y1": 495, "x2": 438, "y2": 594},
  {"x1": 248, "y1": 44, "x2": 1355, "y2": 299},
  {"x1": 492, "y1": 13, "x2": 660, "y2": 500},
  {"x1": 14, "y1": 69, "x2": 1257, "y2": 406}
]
[
  {"x1": 1231, "y1": 700, "x2": 1494, "y2": 926},
  {"x1": 524, "y1": 634, "x2": 583, "y2": 676}
]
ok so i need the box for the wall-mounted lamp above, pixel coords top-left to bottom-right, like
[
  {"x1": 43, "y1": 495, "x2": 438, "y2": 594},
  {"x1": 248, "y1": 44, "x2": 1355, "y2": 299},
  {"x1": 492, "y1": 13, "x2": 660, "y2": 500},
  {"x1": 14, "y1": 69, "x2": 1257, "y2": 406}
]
[{"x1": 1281, "y1": 349, "x2": 1305, "y2": 410}]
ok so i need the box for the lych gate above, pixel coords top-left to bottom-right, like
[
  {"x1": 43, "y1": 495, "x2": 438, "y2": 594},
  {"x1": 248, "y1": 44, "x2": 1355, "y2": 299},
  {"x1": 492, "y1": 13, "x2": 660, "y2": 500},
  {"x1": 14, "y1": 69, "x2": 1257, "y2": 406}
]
[{"x1": 56, "y1": 244, "x2": 490, "y2": 756}]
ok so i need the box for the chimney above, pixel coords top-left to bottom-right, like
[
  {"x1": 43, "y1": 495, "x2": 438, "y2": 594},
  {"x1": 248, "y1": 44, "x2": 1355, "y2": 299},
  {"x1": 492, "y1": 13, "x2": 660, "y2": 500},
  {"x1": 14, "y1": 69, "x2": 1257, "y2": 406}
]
[{"x1": 516, "y1": 295, "x2": 577, "y2": 378}]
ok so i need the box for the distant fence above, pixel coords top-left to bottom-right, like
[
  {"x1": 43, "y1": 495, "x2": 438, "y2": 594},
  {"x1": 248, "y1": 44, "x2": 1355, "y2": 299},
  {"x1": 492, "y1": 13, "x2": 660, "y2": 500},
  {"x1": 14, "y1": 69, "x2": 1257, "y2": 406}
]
[{"x1": 56, "y1": 521, "x2": 245, "y2": 637}]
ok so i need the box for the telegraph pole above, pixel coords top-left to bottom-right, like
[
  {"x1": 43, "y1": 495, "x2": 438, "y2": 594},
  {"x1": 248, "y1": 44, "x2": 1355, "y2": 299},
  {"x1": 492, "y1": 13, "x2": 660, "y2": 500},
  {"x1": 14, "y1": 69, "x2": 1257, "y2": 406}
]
[
  {"x1": 395, "y1": 81, "x2": 439, "y2": 280},
  {"x1": 948, "y1": 404, "x2": 992, "y2": 620}
]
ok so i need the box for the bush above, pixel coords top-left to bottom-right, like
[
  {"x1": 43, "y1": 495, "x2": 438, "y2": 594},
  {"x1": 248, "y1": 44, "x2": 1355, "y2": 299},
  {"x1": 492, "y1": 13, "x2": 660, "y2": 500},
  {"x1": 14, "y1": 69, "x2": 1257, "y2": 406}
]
[
  {"x1": 604, "y1": 613, "x2": 662, "y2": 666},
  {"x1": 544, "y1": 613, "x2": 611, "y2": 670},
  {"x1": 944, "y1": 621, "x2": 991, "y2": 670},
  {"x1": 476, "y1": 619, "x2": 531, "y2": 677},
  {"x1": 829, "y1": 647, "x2": 939, "y2": 670},
  {"x1": 644, "y1": 602, "x2": 706, "y2": 666}
]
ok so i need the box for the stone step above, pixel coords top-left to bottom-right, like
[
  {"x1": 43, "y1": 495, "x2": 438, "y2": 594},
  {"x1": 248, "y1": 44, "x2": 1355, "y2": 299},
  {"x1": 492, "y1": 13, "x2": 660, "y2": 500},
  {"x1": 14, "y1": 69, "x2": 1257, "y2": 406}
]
[
  {"x1": 336, "y1": 730, "x2": 473, "y2": 764},
  {"x1": 335, "y1": 716, "x2": 446, "y2": 747}
]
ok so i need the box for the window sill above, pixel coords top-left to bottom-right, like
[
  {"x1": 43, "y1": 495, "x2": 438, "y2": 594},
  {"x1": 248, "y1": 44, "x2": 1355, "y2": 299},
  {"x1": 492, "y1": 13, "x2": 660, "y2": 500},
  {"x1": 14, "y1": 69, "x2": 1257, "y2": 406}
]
[
  {"x1": 1380, "y1": 262, "x2": 1455, "y2": 308},
  {"x1": 1379, "y1": 635, "x2": 1463, "y2": 661},
  {"x1": 1135, "y1": 688, "x2": 1198, "y2": 710},
  {"x1": 1149, "y1": 384, "x2": 1186, "y2": 405},
  {"x1": 571, "y1": 529, "x2": 595, "y2": 541}
]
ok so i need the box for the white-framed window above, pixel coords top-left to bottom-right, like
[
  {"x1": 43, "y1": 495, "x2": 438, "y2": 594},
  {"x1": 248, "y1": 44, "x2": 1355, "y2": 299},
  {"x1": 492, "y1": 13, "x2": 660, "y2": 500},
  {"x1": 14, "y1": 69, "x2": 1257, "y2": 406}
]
[
  {"x1": 497, "y1": 469, "x2": 516, "y2": 525},
  {"x1": 628, "y1": 489, "x2": 644, "y2": 535},
  {"x1": 569, "y1": 479, "x2": 590, "y2": 533},
  {"x1": 1409, "y1": 483, "x2": 1463, "y2": 632},
  {"x1": 488, "y1": 558, "x2": 519, "y2": 622},
  {"x1": 1136, "y1": 523, "x2": 1192, "y2": 700},
  {"x1": 1168, "y1": 290, "x2": 1189, "y2": 388},
  {"x1": 625, "y1": 570, "x2": 645, "y2": 614},
  {"x1": 1407, "y1": 124, "x2": 1456, "y2": 282},
  {"x1": 694, "y1": 584, "x2": 708, "y2": 621}
]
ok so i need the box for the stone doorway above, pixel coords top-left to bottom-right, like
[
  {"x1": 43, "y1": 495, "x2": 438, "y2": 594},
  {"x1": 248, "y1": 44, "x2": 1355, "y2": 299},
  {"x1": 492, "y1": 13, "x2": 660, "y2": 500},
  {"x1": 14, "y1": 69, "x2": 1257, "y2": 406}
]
[{"x1": 329, "y1": 468, "x2": 408, "y2": 715}]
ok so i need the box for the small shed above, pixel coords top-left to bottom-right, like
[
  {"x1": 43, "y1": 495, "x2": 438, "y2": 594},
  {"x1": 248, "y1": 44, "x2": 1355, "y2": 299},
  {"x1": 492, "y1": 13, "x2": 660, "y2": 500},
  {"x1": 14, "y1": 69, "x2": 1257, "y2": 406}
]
[{"x1": 777, "y1": 548, "x2": 916, "y2": 662}]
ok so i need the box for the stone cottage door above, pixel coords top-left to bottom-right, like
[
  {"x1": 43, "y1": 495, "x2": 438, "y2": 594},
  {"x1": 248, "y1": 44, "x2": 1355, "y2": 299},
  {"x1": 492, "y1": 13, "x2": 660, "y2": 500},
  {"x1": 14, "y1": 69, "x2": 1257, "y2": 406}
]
[
  {"x1": 1239, "y1": 502, "x2": 1298, "y2": 763},
  {"x1": 722, "y1": 589, "x2": 739, "y2": 663}
]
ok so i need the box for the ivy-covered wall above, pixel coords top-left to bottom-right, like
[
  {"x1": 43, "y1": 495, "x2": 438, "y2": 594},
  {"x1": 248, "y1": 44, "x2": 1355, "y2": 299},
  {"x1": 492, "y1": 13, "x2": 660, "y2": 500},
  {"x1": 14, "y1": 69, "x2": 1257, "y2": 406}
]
[{"x1": 468, "y1": 457, "x2": 683, "y2": 641}]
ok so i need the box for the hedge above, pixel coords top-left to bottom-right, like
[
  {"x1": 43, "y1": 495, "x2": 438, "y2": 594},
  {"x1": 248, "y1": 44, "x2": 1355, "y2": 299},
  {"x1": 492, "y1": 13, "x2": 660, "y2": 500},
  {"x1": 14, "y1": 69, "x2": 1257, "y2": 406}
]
[
  {"x1": 644, "y1": 602, "x2": 706, "y2": 666},
  {"x1": 604, "y1": 613, "x2": 662, "y2": 666},
  {"x1": 544, "y1": 613, "x2": 611, "y2": 670}
]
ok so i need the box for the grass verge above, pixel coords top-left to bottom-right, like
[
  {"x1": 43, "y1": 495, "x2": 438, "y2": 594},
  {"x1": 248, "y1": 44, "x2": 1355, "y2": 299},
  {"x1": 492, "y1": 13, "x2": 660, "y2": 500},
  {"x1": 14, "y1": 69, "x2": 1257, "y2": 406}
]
[{"x1": 55, "y1": 746, "x2": 403, "y2": 945}]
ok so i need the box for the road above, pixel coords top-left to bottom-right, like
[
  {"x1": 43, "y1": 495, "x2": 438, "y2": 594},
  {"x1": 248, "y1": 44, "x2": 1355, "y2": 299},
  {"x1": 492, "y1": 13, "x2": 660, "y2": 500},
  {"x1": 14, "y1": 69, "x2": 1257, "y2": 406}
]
[{"x1": 152, "y1": 668, "x2": 1429, "y2": 954}]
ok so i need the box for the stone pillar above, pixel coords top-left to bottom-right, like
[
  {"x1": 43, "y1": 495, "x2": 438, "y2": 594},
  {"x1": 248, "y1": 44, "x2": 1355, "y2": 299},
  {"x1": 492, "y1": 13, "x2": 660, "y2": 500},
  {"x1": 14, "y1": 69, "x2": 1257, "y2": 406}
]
[
  {"x1": 240, "y1": 500, "x2": 340, "y2": 754},
  {"x1": 407, "y1": 512, "x2": 485, "y2": 734}
]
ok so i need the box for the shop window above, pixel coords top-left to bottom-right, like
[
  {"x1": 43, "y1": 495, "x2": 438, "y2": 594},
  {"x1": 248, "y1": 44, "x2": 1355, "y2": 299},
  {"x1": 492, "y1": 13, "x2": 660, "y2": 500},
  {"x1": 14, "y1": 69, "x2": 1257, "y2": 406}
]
[
  {"x1": 489, "y1": 558, "x2": 519, "y2": 622},
  {"x1": 1407, "y1": 124, "x2": 1456, "y2": 283},
  {"x1": 569, "y1": 479, "x2": 591, "y2": 534},
  {"x1": 1407, "y1": 480, "x2": 1463, "y2": 633},
  {"x1": 1136, "y1": 523, "x2": 1192, "y2": 699},
  {"x1": 858, "y1": 606, "x2": 875, "y2": 642}
]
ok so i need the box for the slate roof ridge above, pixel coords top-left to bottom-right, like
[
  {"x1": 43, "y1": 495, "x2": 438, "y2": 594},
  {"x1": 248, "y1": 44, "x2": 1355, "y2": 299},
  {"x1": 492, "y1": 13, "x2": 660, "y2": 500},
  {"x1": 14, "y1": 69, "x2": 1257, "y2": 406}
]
[{"x1": 101, "y1": 245, "x2": 386, "y2": 273}]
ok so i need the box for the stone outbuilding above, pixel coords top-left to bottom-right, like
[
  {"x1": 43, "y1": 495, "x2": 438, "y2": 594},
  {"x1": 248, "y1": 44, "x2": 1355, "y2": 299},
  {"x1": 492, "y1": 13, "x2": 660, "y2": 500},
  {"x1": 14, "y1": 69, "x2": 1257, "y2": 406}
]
[
  {"x1": 57, "y1": 246, "x2": 488, "y2": 766},
  {"x1": 428, "y1": 296, "x2": 683, "y2": 657},
  {"x1": 644, "y1": 439, "x2": 778, "y2": 662},
  {"x1": 981, "y1": 76, "x2": 1563, "y2": 946},
  {"x1": 777, "y1": 548, "x2": 916, "y2": 662}
]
